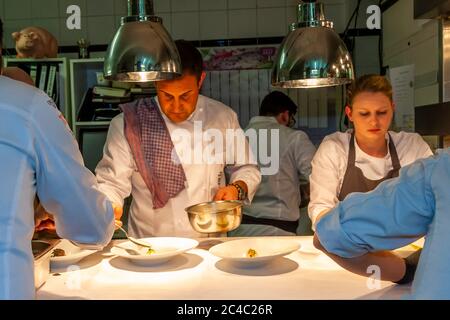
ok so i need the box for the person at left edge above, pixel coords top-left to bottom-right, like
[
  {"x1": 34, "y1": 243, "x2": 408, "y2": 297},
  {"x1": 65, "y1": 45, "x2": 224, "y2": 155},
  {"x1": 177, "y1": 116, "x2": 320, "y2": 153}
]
[
  {"x1": 0, "y1": 32, "x2": 115, "y2": 300},
  {"x1": 95, "y1": 40, "x2": 261, "y2": 238}
]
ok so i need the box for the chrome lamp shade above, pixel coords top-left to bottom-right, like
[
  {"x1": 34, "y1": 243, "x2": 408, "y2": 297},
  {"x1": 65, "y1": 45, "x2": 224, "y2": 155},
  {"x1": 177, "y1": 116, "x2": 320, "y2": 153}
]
[
  {"x1": 272, "y1": 1, "x2": 354, "y2": 88},
  {"x1": 104, "y1": 0, "x2": 182, "y2": 82}
]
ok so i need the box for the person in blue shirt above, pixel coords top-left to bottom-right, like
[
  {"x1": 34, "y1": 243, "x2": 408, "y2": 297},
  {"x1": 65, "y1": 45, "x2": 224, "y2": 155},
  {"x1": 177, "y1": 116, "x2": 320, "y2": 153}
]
[
  {"x1": 0, "y1": 18, "x2": 115, "y2": 299},
  {"x1": 314, "y1": 148, "x2": 450, "y2": 299}
]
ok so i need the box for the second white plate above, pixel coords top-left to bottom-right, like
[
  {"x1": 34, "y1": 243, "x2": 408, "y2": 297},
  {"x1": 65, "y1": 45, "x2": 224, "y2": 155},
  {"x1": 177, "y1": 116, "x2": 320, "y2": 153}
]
[
  {"x1": 111, "y1": 237, "x2": 199, "y2": 266},
  {"x1": 209, "y1": 238, "x2": 300, "y2": 267}
]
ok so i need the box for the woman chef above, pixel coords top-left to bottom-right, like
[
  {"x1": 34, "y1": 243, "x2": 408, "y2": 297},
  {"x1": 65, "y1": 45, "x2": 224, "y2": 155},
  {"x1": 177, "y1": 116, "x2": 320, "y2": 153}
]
[{"x1": 308, "y1": 74, "x2": 433, "y2": 227}]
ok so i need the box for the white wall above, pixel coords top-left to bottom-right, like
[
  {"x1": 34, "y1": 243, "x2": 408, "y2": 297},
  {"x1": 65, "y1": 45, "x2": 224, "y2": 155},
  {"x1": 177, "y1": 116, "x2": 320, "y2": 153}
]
[
  {"x1": 383, "y1": 0, "x2": 440, "y2": 107},
  {"x1": 1, "y1": 0, "x2": 381, "y2": 76},
  {"x1": 0, "y1": 0, "x2": 126, "y2": 48},
  {"x1": 1, "y1": 0, "x2": 352, "y2": 47}
]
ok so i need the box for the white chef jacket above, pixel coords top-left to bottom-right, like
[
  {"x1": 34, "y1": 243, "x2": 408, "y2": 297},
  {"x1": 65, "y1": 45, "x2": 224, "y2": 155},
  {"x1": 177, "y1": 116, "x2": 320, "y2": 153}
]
[
  {"x1": 308, "y1": 130, "x2": 433, "y2": 226},
  {"x1": 230, "y1": 116, "x2": 316, "y2": 236},
  {"x1": 0, "y1": 76, "x2": 114, "y2": 300},
  {"x1": 316, "y1": 149, "x2": 450, "y2": 299},
  {"x1": 96, "y1": 95, "x2": 261, "y2": 238}
]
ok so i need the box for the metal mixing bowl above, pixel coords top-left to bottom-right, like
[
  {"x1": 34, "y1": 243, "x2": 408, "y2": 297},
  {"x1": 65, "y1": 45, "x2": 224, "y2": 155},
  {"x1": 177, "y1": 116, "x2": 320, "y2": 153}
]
[{"x1": 185, "y1": 200, "x2": 243, "y2": 233}]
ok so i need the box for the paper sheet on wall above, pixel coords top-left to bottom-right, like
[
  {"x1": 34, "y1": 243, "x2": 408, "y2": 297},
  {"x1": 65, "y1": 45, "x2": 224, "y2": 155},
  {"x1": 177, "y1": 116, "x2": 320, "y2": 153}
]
[{"x1": 388, "y1": 64, "x2": 415, "y2": 131}]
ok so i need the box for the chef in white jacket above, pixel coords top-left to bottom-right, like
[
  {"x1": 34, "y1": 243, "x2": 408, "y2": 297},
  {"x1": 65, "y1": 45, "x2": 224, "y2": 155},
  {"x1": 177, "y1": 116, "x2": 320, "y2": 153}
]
[
  {"x1": 96, "y1": 40, "x2": 261, "y2": 238},
  {"x1": 229, "y1": 91, "x2": 316, "y2": 236},
  {"x1": 308, "y1": 75, "x2": 433, "y2": 228},
  {"x1": 0, "y1": 75, "x2": 115, "y2": 299}
]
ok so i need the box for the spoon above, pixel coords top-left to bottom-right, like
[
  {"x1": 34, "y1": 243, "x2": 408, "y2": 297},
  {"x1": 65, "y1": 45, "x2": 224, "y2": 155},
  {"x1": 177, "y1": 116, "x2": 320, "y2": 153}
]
[{"x1": 114, "y1": 221, "x2": 153, "y2": 249}]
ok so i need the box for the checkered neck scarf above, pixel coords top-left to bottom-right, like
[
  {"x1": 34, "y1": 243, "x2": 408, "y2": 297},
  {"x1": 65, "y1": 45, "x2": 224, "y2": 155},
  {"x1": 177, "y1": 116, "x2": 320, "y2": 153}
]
[{"x1": 120, "y1": 97, "x2": 187, "y2": 209}]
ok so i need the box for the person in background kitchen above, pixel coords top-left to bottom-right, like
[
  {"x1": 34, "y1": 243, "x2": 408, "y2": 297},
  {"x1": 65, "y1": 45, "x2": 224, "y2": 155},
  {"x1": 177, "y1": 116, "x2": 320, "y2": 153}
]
[
  {"x1": 314, "y1": 148, "x2": 450, "y2": 299},
  {"x1": 96, "y1": 39, "x2": 261, "y2": 238},
  {"x1": 229, "y1": 91, "x2": 316, "y2": 236},
  {"x1": 0, "y1": 21, "x2": 115, "y2": 299},
  {"x1": 308, "y1": 74, "x2": 433, "y2": 227}
]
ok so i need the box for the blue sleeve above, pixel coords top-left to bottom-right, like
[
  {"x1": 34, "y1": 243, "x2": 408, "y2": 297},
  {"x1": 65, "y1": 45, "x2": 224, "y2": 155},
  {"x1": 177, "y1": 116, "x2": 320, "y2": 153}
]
[
  {"x1": 316, "y1": 155, "x2": 437, "y2": 258},
  {"x1": 32, "y1": 94, "x2": 114, "y2": 248}
]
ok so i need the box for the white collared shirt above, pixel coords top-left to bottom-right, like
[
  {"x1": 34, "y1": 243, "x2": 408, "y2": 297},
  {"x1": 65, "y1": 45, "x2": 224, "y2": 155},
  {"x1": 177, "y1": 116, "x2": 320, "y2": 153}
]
[
  {"x1": 308, "y1": 130, "x2": 433, "y2": 226},
  {"x1": 231, "y1": 116, "x2": 316, "y2": 236},
  {"x1": 96, "y1": 95, "x2": 261, "y2": 238}
]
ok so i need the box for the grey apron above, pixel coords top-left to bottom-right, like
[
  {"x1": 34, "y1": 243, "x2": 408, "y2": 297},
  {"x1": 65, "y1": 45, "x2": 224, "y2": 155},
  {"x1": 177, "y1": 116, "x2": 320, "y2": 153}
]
[{"x1": 338, "y1": 132, "x2": 401, "y2": 201}]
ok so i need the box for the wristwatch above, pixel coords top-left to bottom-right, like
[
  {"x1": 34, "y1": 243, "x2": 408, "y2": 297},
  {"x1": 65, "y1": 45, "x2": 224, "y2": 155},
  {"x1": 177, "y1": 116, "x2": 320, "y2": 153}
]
[{"x1": 230, "y1": 182, "x2": 247, "y2": 201}]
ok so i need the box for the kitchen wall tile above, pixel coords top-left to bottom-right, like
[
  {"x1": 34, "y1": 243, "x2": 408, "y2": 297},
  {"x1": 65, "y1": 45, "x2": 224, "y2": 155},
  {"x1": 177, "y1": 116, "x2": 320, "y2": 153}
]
[
  {"x1": 257, "y1": 7, "x2": 286, "y2": 37},
  {"x1": 87, "y1": 16, "x2": 115, "y2": 45},
  {"x1": 59, "y1": 0, "x2": 86, "y2": 19},
  {"x1": 86, "y1": 0, "x2": 114, "y2": 16},
  {"x1": 228, "y1": 0, "x2": 256, "y2": 10},
  {"x1": 2, "y1": 19, "x2": 32, "y2": 49},
  {"x1": 199, "y1": 0, "x2": 227, "y2": 11},
  {"x1": 59, "y1": 16, "x2": 87, "y2": 46},
  {"x1": 228, "y1": 9, "x2": 257, "y2": 38},
  {"x1": 257, "y1": 0, "x2": 282, "y2": 8},
  {"x1": 199, "y1": 10, "x2": 227, "y2": 40},
  {"x1": 31, "y1": 0, "x2": 59, "y2": 18},
  {"x1": 285, "y1": 5, "x2": 297, "y2": 24},
  {"x1": 114, "y1": 0, "x2": 127, "y2": 17},
  {"x1": 172, "y1": 12, "x2": 199, "y2": 40},
  {"x1": 354, "y1": 37, "x2": 379, "y2": 67},
  {"x1": 171, "y1": 0, "x2": 199, "y2": 12},
  {"x1": 4, "y1": 0, "x2": 32, "y2": 20},
  {"x1": 154, "y1": 0, "x2": 171, "y2": 13},
  {"x1": 324, "y1": 3, "x2": 346, "y2": 33},
  {"x1": 159, "y1": 13, "x2": 172, "y2": 34},
  {"x1": 285, "y1": 0, "x2": 298, "y2": 6}
]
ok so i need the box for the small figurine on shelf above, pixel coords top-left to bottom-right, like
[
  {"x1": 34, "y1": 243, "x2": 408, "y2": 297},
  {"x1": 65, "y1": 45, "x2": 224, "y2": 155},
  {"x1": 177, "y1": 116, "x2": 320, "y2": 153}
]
[
  {"x1": 77, "y1": 38, "x2": 90, "y2": 59},
  {"x1": 12, "y1": 26, "x2": 58, "y2": 59}
]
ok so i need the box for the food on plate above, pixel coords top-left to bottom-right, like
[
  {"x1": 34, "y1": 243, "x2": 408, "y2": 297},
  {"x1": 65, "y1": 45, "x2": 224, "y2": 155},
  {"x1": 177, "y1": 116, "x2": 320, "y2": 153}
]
[
  {"x1": 51, "y1": 248, "x2": 66, "y2": 257},
  {"x1": 146, "y1": 248, "x2": 155, "y2": 255},
  {"x1": 246, "y1": 248, "x2": 257, "y2": 258}
]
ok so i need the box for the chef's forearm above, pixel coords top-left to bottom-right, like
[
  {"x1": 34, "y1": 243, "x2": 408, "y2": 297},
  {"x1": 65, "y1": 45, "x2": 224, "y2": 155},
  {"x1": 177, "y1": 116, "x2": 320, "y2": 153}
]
[
  {"x1": 229, "y1": 165, "x2": 261, "y2": 202},
  {"x1": 232, "y1": 180, "x2": 248, "y2": 194},
  {"x1": 313, "y1": 234, "x2": 406, "y2": 282}
]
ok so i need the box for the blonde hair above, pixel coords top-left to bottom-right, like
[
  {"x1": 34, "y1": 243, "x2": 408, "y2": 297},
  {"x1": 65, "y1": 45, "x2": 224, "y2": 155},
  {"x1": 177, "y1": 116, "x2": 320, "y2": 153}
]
[{"x1": 347, "y1": 74, "x2": 393, "y2": 107}]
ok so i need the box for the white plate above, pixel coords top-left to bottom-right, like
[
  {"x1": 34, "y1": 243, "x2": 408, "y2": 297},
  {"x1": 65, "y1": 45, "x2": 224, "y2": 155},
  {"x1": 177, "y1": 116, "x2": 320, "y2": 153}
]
[
  {"x1": 209, "y1": 238, "x2": 300, "y2": 267},
  {"x1": 298, "y1": 241, "x2": 322, "y2": 255},
  {"x1": 50, "y1": 241, "x2": 97, "y2": 269},
  {"x1": 111, "y1": 237, "x2": 199, "y2": 266}
]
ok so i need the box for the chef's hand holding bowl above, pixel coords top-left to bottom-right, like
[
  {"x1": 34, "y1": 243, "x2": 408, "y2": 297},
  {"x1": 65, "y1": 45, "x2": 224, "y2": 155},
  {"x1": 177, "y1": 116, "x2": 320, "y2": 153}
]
[
  {"x1": 185, "y1": 200, "x2": 243, "y2": 234},
  {"x1": 213, "y1": 180, "x2": 247, "y2": 201}
]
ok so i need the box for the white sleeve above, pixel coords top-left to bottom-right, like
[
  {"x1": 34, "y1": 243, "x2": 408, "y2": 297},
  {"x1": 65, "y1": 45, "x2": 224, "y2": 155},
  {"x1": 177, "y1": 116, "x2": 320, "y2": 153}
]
[
  {"x1": 292, "y1": 131, "x2": 316, "y2": 179},
  {"x1": 412, "y1": 133, "x2": 434, "y2": 159},
  {"x1": 308, "y1": 138, "x2": 343, "y2": 226},
  {"x1": 32, "y1": 99, "x2": 114, "y2": 249},
  {"x1": 227, "y1": 111, "x2": 261, "y2": 203},
  {"x1": 95, "y1": 115, "x2": 134, "y2": 206}
]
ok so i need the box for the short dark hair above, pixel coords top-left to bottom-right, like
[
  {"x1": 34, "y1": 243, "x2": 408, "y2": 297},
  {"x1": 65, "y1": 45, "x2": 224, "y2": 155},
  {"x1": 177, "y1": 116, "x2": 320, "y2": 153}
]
[
  {"x1": 175, "y1": 39, "x2": 203, "y2": 80},
  {"x1": 347, "y1": 74, "x2": 393, "y2": 107},
  {"x1": 260, "y1": 91, "x2": 298, "y2": 117}
]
